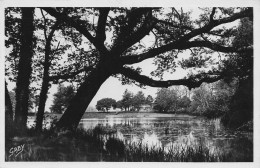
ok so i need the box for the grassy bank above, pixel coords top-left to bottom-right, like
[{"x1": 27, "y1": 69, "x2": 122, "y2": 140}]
[{"x1": 5, "y1": 125, "x2": 252, "y2": 162}]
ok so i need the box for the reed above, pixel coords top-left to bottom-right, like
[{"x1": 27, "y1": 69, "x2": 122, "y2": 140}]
[{"x1": 5, "y1": 126, "x2": 251, "y2": 162}]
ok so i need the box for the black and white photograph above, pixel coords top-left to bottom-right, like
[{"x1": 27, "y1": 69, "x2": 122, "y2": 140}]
[{"x1": 1, "y1": 0, "x2": 260, "y2": 167}]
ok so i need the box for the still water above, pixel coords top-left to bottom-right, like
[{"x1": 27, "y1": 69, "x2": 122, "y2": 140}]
[
  {"x1": 78, "y1": 116, "x2": 253, "y2": 160},
  {"x1": 27, "y1": 115, "x2": 253, "y2": 161}
]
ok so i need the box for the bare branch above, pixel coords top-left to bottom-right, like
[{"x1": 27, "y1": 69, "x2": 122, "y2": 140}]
[
  {"x1": 210, "y1": 7, "x2": 217, "y2": 22},
  {"x1": 47, "y1": 20, "x2": 60, "y2": 42},
  {"x1": 96, "y1": 8, "x2": 110, "y2": 43},
  {"x1": 40, "y1": 9, "x2": 48, "y2": 40},
  {"x1": 173, "y1": 7, "x2": 181, "y2": 21},
  {"x1": 119, "y1": 66, "x2": 222, "y2": 90},
  {"x1": 41, "y1": 7, "x2": 109, "y2": 55},
  {"x1": 120, "y1": 40, "x2": 252, "y2": 65}
]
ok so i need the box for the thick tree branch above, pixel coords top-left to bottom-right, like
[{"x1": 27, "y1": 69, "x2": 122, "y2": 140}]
[
  {"x1": 96, "y1": 8, "x2": 110, "y2": 43},
  {"x1": 188, "y1": 41, "x2": 253, "y2": 53},
  {"x1": 49, "y1": 65, "x2": 94, "y2": 81},
  {"x1": 120, "y1": 40, "x2": 253, "y2": 65},
  {"x1": 42, "y1": 8, "x2": 94, "y2": 42},
  {"x1": 41, "y1": 7, "x2": 109, "y2": 55},
  {"x1": 178, "y1": 8, "x2": 252, "y2": 42},
  {"x1": 111, "y1": 8, "x2": 155, "y2": 55},
  {"x1": 119, "y1": 8, "x2": 252, "y2": 65},
  {"x1": 40, "y1": 9, "x2": 48, "y2": 40},
  {"x1": 47, "y1": 20, "x2": 60, "y2": 43},
  {"x1": 119, "y1": 66, "x2": 223, "y2": 90}
]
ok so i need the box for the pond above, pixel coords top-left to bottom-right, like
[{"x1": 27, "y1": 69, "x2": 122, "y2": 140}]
[
  {"x1": 27, "y1": 114, "x2": 253, "y2": 161},
  {"x1": 78, "y1": 115, "x2": 253, "y2": 161}
]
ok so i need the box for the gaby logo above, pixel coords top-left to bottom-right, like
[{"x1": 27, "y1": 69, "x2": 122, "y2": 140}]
[{"x1": 9, "y1": 144, "x2": 25, "y2": 157}]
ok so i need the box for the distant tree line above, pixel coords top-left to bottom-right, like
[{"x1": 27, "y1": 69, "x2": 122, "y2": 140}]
[
  {"x1": 94, "y1": 78, "x2": 240, "y2": 122},
  {"x1": 96, "y1": 89, "x2": 154, "y2": 112}
]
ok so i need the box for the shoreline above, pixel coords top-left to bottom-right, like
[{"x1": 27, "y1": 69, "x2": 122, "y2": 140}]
[{"x1": 32, "y1": 112, "x2": 197, "y2": 120}]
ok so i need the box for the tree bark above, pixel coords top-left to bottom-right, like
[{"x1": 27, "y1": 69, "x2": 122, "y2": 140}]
[
  {"x1": 36, "y1": 20, "x2": 59, "y2": 131},
  {"x1": 35, "y1": 74, "x2": 50, "y2": 131},
  {"x1": 14, "y1": 8, "x2": 34, "y2": 129},
  {"x1": 6, "y1": 81, "x2": 15, "y2": 138},
  {"x1": 56, "y1": 63, "x2": 112, "y2": 130},
  {"x1": 5, "y1": 81, "x2": 14, "y2": 121}
]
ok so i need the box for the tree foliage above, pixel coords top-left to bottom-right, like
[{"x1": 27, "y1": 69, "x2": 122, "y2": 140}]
[
  {"x1": 121, "y1": 89, "x2": 133, "y2": 111},
  {"x1": 189, "y1": 80, "x2": 236, "y2": 118},
  {"x1": 50, "y1": 84, "x2": 76, "y2": 114},
  {"x1": 131, "y1": 91, "x2": 146, "y2": 111},
  {"x1": 96, "y1": 98, "x2": 117, "y2": 112},
  {"x1": 146, "y1": 95, "x2": 154, "y2": 106},
  {"x1": 178, "y1": 96, "x2": 191, "y2": 109},
  {"x1": 154, "y1": 88, "x2": 179, "y2": 113},
  {"x1": 220, "y1": 18, "x2": 253, "y2": 127}
]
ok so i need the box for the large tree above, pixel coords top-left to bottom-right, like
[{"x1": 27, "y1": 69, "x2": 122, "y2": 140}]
[{"x1": 38, "y1": 7, "x2": 253, "y2": 129}]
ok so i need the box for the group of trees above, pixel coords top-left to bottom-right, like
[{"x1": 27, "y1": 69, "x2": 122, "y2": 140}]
[
  {"x1": 118, "y1": 89, "x2": 154, "y2": 111},
  {"x1": 96, "y1": 89, "x2": 154, "y2": 112},
  {"x1": 5, "y1": 7, "x2": 253, "y2": 132},
  {"x1": 50, "y1": 84, "x2": 76, "y2": 114},
  {"x1": 96, "y1": 98, "x2": 116, "y2": 112},
  {"x1": 96, "y1": 78, "x2": 237, "y2": 118},
  {"x1": 153, "y1": 79, "x2": 238, "y2": 120},
  {"x1": 189, "y1": 80, "x2": 237, "y2": 117},
  {"x1": 154, "y1": 86, "x2": 191, "y2": 113}
]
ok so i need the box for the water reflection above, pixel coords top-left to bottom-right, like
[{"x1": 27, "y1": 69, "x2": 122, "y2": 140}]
[{"x1": 79, "y1": 116, "x2": 253, "y2": 157}]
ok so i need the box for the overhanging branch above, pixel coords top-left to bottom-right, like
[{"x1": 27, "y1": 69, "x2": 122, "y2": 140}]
[
  {"x1": 120, "y1": 40, "x2": 253, "y2": 65},
  {"x1": 96, "y1": 8, "x2": 110, "y2": 43},
  {"x1": 119, "y1": 8, "x2": 252, "y2": 65},
  {"x1": 180, "y1": 8, "x2": 252, "y2": 42},
  {"x1": 119, "y1": 66, "x2": 223, "y2": 90}
]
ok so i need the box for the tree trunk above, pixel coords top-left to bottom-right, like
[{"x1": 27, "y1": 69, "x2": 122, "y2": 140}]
[
  {"x1": 14, "y1": 8, "x2": 34, "y2": 129},
  {"x1": 5, "y1": 81, "x2": 14, "y2": 121},
  {"x1": 36, "y1": 76, "x2": 50, "y2": 131},
  {"x1": 56, "y1": 64, "x2": 112, "y2": 130},
  {"x1": 35, "y1": 23, "x2": 55, "y2": 131},
  {"x1": 6, "y1": 81, "x2": 14, "y2": 138}
]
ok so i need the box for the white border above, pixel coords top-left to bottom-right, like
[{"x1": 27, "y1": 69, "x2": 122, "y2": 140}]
[{"x1": 1, "y1": 0, "x2": 260, "y2": 168}]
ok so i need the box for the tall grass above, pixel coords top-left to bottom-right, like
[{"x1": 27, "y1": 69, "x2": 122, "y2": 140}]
[{"x1": 6, "y1": 124, "x2": 250, "y2": 162}]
